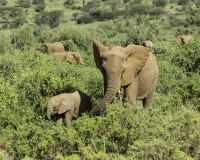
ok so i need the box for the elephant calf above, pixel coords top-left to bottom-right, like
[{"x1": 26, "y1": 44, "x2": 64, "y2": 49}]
[
  {"x1": 47, "y1": 91, "x2": 92, "y2": 127},
  {"x1": 175, "y1": 35, "x2": 193, "y2": 45},
  {"x1": 141, "y1": 40, "x2": 154, "y2": 48},
  {"x1": 49, "y1": 52, "x2": 84, "y2": 64}
]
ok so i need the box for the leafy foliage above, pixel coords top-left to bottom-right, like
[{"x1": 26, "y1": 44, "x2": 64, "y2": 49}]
[
  {"x1": 0, "y1": 6, "x2": 24, "y2": 23},
  {"x1": 0, "y1": 35, "x2": 13, "y2": 54},
  {"x1": 11, "y1": 25, "x2": 35, "y2": 50},
  {"x1": 0, "y1": 0, "x2": 7, "y2": 6},
  {"x1": 153, "y1": 0, "x2": 168, "y2": 8},
  {"x1": 0, "y1": 1, "x2": 200, "y2": 159},
  {"x1": 172, "y1": 37, "x2": 200, "y2": 73},
  {"x1": 34, "y1": 0, "x2": 45, "y2": 12},
  {"x1": 17, "y1": 0, "x2": 31, "y2": 8},
  {"x1": 76, "y1": 13, "x2": 95, "y2": 24}
]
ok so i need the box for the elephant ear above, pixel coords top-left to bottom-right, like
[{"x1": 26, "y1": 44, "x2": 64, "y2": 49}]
[
  {"x1": 58, "y1": 98, "x2": 75, "y2": 114},
  {"x1": 121, "y1": 44, "x2": 150, "y2": 86},
  {"x1": 93, "y1": 38, "x2": 109, "y2": 69},
  {"x1": 40, "y1": 43, "x2": 48, "y2": 52}
]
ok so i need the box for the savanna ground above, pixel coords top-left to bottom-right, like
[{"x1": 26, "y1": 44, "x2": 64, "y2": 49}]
[{"x1": 0, "y1": 0, "x2": 200, "y2": 159}]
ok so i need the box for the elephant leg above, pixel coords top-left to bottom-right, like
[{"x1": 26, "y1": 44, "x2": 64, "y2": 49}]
[
  {"x1": 143, "y1": 75, "x2": 158, "y2": 110},
  {"x1": 56, "y1": 114, "x2": 63, "y2": 127},
  {"x1": 142, "y1": 94, "x2": 154, "y2": 110},
  {"x1": 64, "y1": 110, "x2": 73, "y2": 128},
  {"x1": 124, "y1": 82, "x2": 138, "y2": 110}
]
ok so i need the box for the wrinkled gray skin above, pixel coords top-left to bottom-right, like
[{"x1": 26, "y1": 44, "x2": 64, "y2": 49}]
[
  {"x1": 36, "y1": 42, "x2": 65, "y2": 54},
  {"x1": 49, "y1": 52, "x2": 84, "y2": 64},
  {"x1": 47, "y1": 91, "x2": 92, "y2": 127},
  {"x1": 141, "y1": 40, "x2": 154, "y2": 48},
  {"x1": 89, "y1": 38, "x2": 158, "y2": 117},
  {"x1": 175, "y1": 35, "x2": 193, "y2": 44}
]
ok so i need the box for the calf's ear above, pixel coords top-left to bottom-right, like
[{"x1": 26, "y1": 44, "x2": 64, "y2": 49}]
[{"x1": 58, "y1": 99, "x2": 75, "y2": 114}]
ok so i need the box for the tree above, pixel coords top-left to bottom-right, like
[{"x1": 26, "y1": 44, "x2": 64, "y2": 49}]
[
  {"x1": 35, "y1": 10, "x2": 63, "y2": 28},
  {"x1": 48, "y1": 10, "x2": 63, "y2": 28}
]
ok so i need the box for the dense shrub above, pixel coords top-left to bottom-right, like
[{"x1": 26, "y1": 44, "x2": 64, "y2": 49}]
[
  {"x1": 10, "y1": 17, "x2": 27, "y2": 28},
  {"x1": 11, "y1": 25, "x2": 35, "y2": 50},
  {"x1": 0, "y1": 0, "x2": 7, "y2": 6},
  {"x1": 17, "y1": 0, "x2": 31, "y2": 8},
  {"x1": 127, "y1": 4, "x2": 152, "y2": 16},
  {"x1": 186, "y1": 8, "x2": 200, "y2": 26},
  {"x1": 90, "y1": 9, "x2": 114, "y2": 21},
  {"x1": 153, "y1": 0, "x2": 168, "y2": 8},
  {"x1": 3, "y1": 103, "x2": 200, "y2": 159},
  {"x1": 48, "y1": 10, "x2": 63, "y2": 28},
  {"x1": 34, "y1": 0, "x2": 45, "y2": 12},
  {"x1": 172, "y1": 37, "x2": 200, "y2": 74},
  {"x1": 76, "y1": 13, "x2": 95, "y2": 24},
  {"x1": 57, "y1": 27, "x2": 95, "y2": 52},
  {"x1": 0, "y1": 35, "x2": 13, "y2": 54},
  {"x1": 0, "y1": 6, "x2": 24, "y2": 24}
]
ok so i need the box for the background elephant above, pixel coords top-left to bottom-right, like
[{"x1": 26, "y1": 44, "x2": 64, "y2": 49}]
[
  {"x1": 141, "y1": 40, "x2": 154, "y2": 48},
  {"x1": 47, "y1": 91, "x2": 92, "y2": 127},
  {"x1": 89, "y1": 38, "x2": 158, "y2": 117},
  {"x1": 36, "y1": 42, "x2": 65, "y2": 54},
  {"x1": 175, "y1": 35, "x2": 193, "y2": 44},
  {"x1": 49, "y1": 52, "x2": 84, "y2": 64}
]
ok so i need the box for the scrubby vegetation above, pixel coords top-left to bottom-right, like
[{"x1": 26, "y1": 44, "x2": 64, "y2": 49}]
[{"x1": 0, "y1": 0, "x2": 200, "y2": 159}]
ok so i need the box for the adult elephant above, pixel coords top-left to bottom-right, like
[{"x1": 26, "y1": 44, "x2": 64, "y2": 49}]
[
  {"x1": 141, "y1": 40, "x2": 154, "y2": 48},
  {"x1": 47, "y1": 91, "x2": 92, "y2": 127},
  {"x1": 36, "y1": 42, "x2": 65, "y2": 54},
  {"x1": 89, "y1": 38, "x2": 158, "y2": 117},
  {"x1": 49, "y1": 52, "x2": 84, "y2": 64},
  {"x1": 175, "y1": 35, "x2": 193, "y2": 44}
]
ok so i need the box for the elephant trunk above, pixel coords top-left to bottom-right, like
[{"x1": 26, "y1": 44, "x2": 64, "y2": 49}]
[
  {"x1": 47, "y1": 109, "x2": 52, "y2": 120},
  {"x1": 89, "y1": 84, "x2": 120, "y2": 117}
]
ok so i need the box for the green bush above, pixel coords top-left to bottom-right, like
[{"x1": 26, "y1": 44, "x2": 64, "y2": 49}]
[
  {"x1": 4, "y1": 103, "x2": 200, "y2": 159},
  {"x1": 172, "y1": 37, "x2": 200, "y2": 74},
  {"x1": 0, "y1": 35, "x2": 13, "y2": 54},
  {"x1": 10, "y1": 17, "x2": 27, "y2": 28},
  {"x1": 0, "y1": 0, "x2": 7, "y2": 6},
  {"x1": 34, "y1": 0, "x2": 45, "y2": 12},
  {"x1": 76, "y1": 13, "x2": 95, "y2": 24},
  {"x1": 17, "y1": 0, "x2": 31, "y2": 8},
  {"x1": 153, "y1": 0, "x2": 168, "y2": 8},
  {"x1": 11, "y1": 25, "x2": 35, "y2": 50},
  {"x1": 90, "y1": 9, "x2": 114, "y2": 21},
  {"x1": 57, "y1": 27, "x2": 95, "y2": 52},
  {"x1": 127, "y1": 4, "x2": 152, "y2": 16}
]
